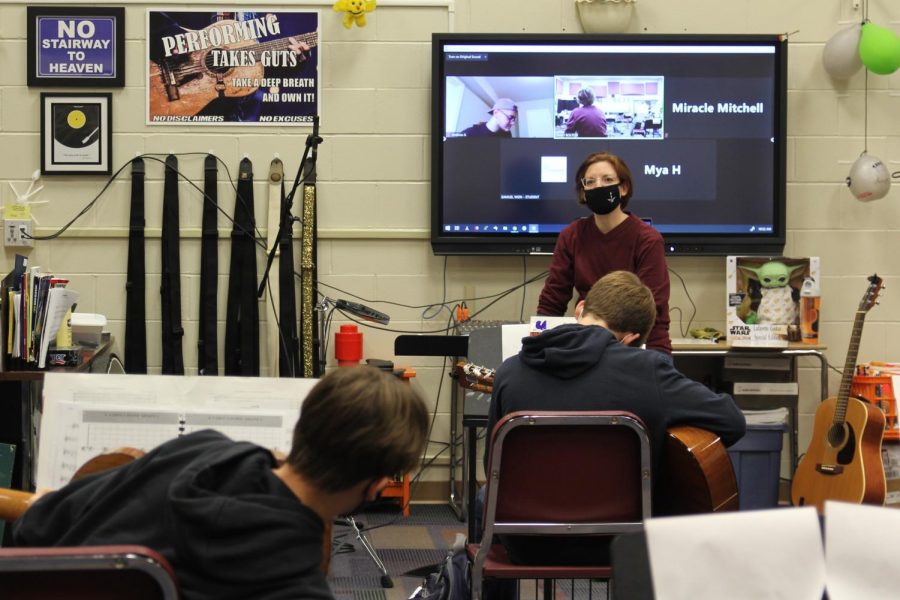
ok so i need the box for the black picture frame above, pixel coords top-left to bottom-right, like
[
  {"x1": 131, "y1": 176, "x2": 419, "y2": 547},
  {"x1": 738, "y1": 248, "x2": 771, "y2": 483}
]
[
  {"x1": 41, "y1": 92, "x2": 112, "y2": 176},
  {"x1": 27, "y1": 7, "x2": 125, "y2": 87}
]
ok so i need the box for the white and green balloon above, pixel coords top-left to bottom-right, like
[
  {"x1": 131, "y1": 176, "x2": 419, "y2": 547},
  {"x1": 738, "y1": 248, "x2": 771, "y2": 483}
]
[
  {"x1": 846, "y1": 153, "x2": 891, "y2": 201},
  {"x1": 823, "y1": 21, "x2": 900, "y2": 78}
]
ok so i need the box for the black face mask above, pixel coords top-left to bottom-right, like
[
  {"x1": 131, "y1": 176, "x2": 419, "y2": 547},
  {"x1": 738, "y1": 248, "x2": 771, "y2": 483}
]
[{"x1": 584, "y1": 184, "x2": 622, "y2": 215}]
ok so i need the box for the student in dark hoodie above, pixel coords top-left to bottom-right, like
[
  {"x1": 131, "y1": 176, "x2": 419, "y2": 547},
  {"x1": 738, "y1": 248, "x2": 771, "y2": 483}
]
[
  {"x1": 13, "y1": 367, "x2": 429, "y2": 600},
  {"x1": 481, "y1": 270, "x2": 745, "y2": 565}
]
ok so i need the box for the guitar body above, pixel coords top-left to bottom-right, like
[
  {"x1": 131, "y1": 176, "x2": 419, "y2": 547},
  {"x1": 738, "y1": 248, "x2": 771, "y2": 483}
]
[
  {"x1": 71, "y1": 448, "x2": 145, "y2": 481},
  {"x1": 0, "y1": 487, "x2": 31, "y2": 522},
  {"x1": 792, "y1": 396, "x2": 886, "y2": 512},
  {"x1": 0, "y1": 448, "x2": 145, "y2": 522},
  {"x1": 657, "y1": 426, "x2": 739, "y2": 515},
  {"x1": 148, "y1": 20, "x2": 268, "y2": 118}
]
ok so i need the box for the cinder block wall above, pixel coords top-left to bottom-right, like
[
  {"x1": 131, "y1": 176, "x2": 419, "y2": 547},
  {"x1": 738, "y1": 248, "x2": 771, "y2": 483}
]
[{"x1": 1, "y1": 0, "x2": 899, "y2": 489}]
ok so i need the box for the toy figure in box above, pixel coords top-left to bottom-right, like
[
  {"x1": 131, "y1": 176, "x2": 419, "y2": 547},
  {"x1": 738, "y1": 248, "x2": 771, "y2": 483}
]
[{"x1": 737, "y1": 260, "x2": 807, "y2": 325}]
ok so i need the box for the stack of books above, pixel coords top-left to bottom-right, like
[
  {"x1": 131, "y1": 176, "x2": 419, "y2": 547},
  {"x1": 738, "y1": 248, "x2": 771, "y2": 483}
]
[{"x1": 1, "y1": 254, "x2": 79, "y2": 371}]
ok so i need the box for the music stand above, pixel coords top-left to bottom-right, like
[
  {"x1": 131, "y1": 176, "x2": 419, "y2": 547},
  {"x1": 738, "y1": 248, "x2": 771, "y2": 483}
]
[
  {"x1": 336, "y1": 515, "x2": 393, "y2": 588},
  {"x1": 317, "y1": 296, "x2": 393, "y2": 586}
]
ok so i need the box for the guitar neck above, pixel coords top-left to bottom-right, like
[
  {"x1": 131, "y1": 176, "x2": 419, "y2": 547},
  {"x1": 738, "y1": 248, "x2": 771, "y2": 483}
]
[
  {"x1": 257, "y1": 33, "x2": 319, "y2": 54},
  {"x1": 157, "y1": 32, "x2": 318, "y2": 73},
  {"x1": 835, "y1": 310, "x2": 867, "y2": 423}
]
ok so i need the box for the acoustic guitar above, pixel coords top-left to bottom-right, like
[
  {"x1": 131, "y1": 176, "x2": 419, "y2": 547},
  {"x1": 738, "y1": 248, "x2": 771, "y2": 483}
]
[
  {"x1": 0, "y1": 448, "x2": 144, "y2": 522},
  {"x1": 148, "y1": 20, "x2": 318, "y2": 118},
  {"x1": 792, "y1": 274, "x2": 886, "y2": 513},
  {"x1": 452, "y1": 361, "x2": 739, "y2": 514}
]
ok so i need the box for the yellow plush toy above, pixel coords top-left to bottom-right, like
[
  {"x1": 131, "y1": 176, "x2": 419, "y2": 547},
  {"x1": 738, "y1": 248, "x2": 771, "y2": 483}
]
[{"x1": 333, "y1": 0, "x2": 376, "y2": 28}]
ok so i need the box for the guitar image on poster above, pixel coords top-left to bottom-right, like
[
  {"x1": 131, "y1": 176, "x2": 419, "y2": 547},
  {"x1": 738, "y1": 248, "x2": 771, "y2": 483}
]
[
  {"x1": 792, "y1": 274, "x2": 886, "y2": 513},
  {"x1": 147, "y1": 11, "x2": 319, "y2": 125}
]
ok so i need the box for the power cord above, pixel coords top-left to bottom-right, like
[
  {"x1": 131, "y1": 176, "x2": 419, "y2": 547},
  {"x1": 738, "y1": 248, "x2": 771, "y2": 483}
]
[
  {"x1": 668, "y1": 265, "x2": 698, "y2": 337},
  {"x1": 313, "y1": 271, "x2": 550, "y2": 335}
]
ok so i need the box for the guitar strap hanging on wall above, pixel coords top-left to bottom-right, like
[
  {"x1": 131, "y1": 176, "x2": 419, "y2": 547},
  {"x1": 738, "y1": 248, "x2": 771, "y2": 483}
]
[
  {"x1": 264, "y1": 158, "x2": 300, "y2": 377},
  {"x1": 278, "y1": 167, "x2": 301, "y2": 377},
  {"x1": 160, "y1": 154, "x2": 185, "y2": 375},
  {"x1": 224, "y1": 157, "x2": 260, "y2": 376},
  {"x1": 124, "y1": 157, "x2": 147, "y2": 374},
  {"x1": 198, "y1": 154, "x2": 219, "y2": 375},
  {"x1": 265, "y1": 159, "x2": 284, "y2": 376}
]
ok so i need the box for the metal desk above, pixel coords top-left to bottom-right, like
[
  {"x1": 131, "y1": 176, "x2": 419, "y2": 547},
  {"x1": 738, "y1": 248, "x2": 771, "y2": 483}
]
[{"x1": 672, "y1": 342, "x2": 828, "y2": 474}]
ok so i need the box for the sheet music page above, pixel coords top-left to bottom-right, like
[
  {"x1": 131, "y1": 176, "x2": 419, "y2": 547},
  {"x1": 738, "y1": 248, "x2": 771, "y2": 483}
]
[
  {"x1": 645, "y1": 507, "x2": 825, "y2": 600},
  {"x1": 500, "y1": 324, "x2": 533, "y2": 362},
  {"x1": 12, "y1": 293, "x2": 21, "y2": 358},
  {"x1": 38, "y1": 373, "x2": 319, "y2": 490},
  {"x1": 825, "y1": 501, "x2": 900, "y2": 600},
  {"x1": 501, "y1": 318, "x2": 578, "y2": 362}
]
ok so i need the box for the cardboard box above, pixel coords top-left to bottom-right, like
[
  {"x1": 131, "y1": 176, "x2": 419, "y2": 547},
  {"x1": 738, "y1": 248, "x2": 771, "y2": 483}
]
[
  {"x1": 70, "y1": 312, "x2": 107, "y2": 347},
  {"x1": 726, "y1": 256, "x2": 820, "y2": 346}
]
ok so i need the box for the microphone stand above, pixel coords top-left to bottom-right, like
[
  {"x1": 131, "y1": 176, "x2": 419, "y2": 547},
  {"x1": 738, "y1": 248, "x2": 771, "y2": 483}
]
[
  {"x1": 257, "y1": 116, "x2": 323, "y2": 299},
  {"x1": 316, "y1": 297, "x2": 334, "y2": 376}
]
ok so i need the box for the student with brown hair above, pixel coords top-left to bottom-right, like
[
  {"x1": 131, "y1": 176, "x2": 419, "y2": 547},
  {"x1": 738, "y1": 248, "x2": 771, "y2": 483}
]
[
  {"x1": 494, "y1": 271, "x2": 742, "y2": 476},
  {"x1": 481, "y1": 271, "x2": 744, "y2": 566},
  {"x1": 13, "y1": 367, "x2": 429, "y2": 600}
]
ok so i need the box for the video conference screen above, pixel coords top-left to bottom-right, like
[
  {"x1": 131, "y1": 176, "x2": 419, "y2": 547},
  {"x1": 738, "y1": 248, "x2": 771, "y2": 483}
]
[{"x1": 431, "y1": 34, "x2": 787, "y2": 255}]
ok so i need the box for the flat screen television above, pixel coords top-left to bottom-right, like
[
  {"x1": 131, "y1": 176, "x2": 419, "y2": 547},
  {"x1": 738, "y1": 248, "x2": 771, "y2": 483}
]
[{"x1": 431, "y1": 33, "x2": 788, "y2": 256}]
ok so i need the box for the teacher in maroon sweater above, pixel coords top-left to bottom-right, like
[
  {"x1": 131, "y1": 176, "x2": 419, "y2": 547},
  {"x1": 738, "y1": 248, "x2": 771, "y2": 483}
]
[{"x1": 537, "y1": 151, "x2": 672, "y2": 354}]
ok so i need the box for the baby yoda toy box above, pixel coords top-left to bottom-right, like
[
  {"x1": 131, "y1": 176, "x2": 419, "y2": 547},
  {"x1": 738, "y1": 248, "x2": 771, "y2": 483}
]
[{"x1": 726, "y1": 256, "x2": 820, "y2": 346}]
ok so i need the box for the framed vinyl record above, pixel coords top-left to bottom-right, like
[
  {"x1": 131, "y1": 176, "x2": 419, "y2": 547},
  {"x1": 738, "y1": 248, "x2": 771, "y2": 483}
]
[{"x1": 41, "y1": 93, "x2": 112, "y2": 175}]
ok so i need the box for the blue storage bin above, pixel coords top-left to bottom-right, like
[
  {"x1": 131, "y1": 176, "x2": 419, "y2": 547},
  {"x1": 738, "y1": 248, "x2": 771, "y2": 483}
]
[{"x1": 727, "y1": 424, "x2": 786, "y2": 510}]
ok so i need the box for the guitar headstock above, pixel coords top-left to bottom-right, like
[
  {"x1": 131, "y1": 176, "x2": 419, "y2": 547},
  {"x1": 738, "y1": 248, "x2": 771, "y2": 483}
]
[
  {"x1": 860, "y1": 274, "x2": 884, "y2": 312},
  {"x1": 452, "y1": 361, "x2": 495, "y2": 393}
]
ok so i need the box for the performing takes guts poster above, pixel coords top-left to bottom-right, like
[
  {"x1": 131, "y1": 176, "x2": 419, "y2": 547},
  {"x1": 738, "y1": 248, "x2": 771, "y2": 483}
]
[{"x1": 146, "y1": 10, "x2": 320, "y2": 126}]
